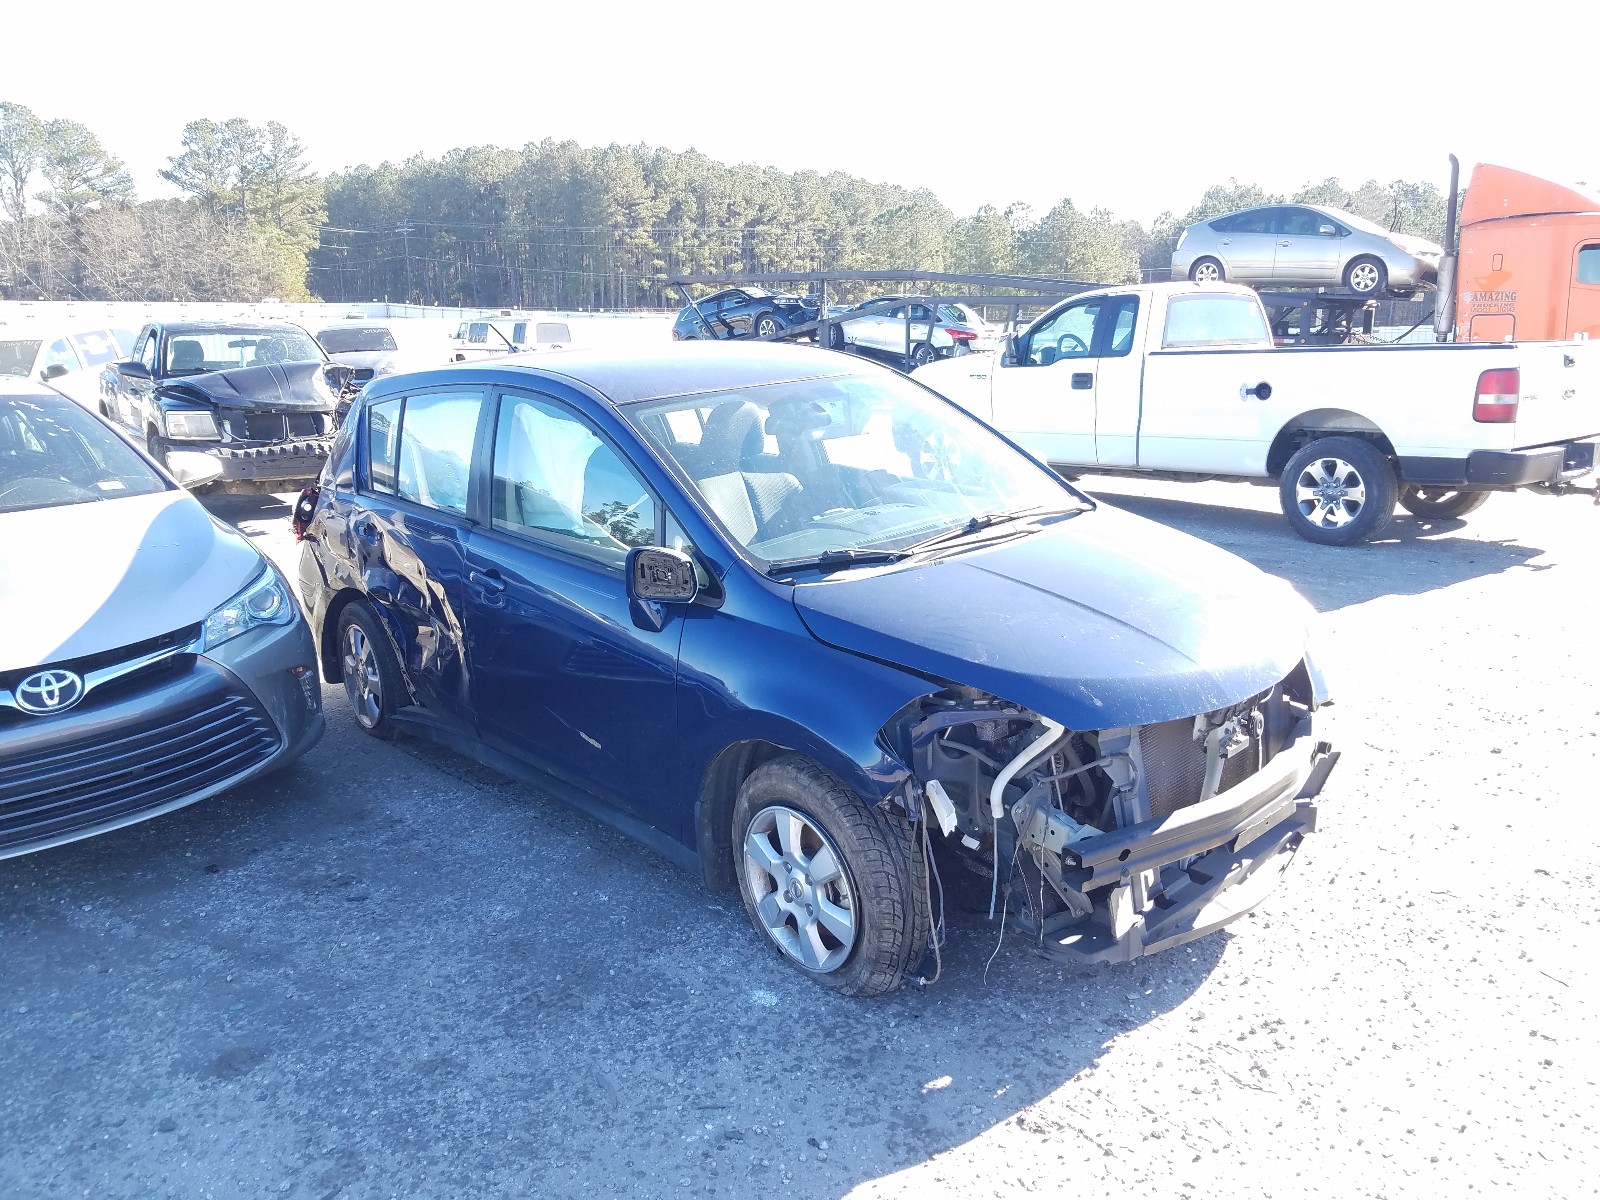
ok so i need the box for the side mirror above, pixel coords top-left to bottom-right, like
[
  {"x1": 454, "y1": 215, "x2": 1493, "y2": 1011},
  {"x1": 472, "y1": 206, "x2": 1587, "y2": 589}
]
[
  {"x1": 40, "y1": 363, "x2": 69, "y2": 381},
  {"x1": 1318, "y1": 224, "x2": 1337, "y2": 236},
  {"x1": 627, "y1": 546, "x2": 698, "y2": 604},
  {"x1": 164, "y1": 450, "x2": 224, "y2": 490},
  {"x1": 116, "y1": 360, "x2": 151, "y2": 379}
]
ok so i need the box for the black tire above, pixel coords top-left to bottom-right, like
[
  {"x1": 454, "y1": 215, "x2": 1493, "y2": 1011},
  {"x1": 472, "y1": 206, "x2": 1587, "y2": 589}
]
[
  {"x1": 826, "y1": 323, "x2": 847, "y2": 350},
  {"x1": 733, "y1": 755, "x2": 930, "y2": 997},
  {"x1": 752, "y1": 311, "x2": 782, "y2": 339},
  {"x1": 1189, "y1": 257, "x2": 1225, "y2": 284},
  {"x1": 145, "y1": 428, "x2": 170, "y2": 471},
  {"x1": 1344, "y1": 256, "x2": 1387, "y2": 295},
  {"x1": 909, "y1": 342, "x2": 938, "y2": 369},
  {"x1": 1399, "y1": 485, "x2": 1491, "y2": 519},
  {"x1": 1279, "y1": 435, "x2": 1399, "y2": 545},
  {"x1": 336, "y1": 602, "x2": 405, "y2": 740}
]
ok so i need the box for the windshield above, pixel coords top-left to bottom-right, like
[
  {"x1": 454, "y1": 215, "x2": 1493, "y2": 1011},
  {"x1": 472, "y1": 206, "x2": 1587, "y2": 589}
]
[
  {"x1": 0, "y1": 392, "x2": 169, "y2": 513},
  {"x1": 627, "y1": 370, "x2": 1081, "y2": 566},
  {"x1": 164, "y1": 328, "x2": 323, "y2": 375},
  {"x1": 318, "y1": 326, "x2": 398, "y2": 354},
  {"x1": 0, "y1": 340, "x2": 42, "y2": 376}
]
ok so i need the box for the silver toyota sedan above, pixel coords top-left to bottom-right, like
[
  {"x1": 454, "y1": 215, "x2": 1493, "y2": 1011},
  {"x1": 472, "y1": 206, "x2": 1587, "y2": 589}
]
[
  {"x1": 0, "y1": 377, "x2": 323, "y2": 859},
  {"x1": 1171, "y1": 203, "x2": 1442, "y2": 295}
]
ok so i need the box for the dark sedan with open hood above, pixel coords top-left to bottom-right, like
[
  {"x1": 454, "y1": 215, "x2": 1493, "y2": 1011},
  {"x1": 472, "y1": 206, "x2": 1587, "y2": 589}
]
[
  {"x1": 100, "y1": 320, "x2": 355, "y2": 494},
  {"x1": 296, "y1": 343, "x2": 1337, "y2": 996}
]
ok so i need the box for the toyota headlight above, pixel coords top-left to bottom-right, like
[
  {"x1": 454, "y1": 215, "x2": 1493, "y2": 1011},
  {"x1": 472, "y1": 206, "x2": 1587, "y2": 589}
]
[
  {"x1": 201, "y1": 564, "x2": 297, "y2": 651},
  {"x1": 163, "y1": 409, "x2": 219, "y2": 440}
]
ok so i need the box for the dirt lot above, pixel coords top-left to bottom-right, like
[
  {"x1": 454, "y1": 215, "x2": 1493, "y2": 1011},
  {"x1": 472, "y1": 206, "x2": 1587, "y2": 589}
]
[{"x1": 3, "y1": 479, "x2": 1596, "y2": 1199}]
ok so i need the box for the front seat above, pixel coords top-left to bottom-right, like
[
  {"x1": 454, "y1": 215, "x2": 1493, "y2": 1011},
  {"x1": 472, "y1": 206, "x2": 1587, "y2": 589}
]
[
  {"x1": 693, "y1": 400, "x2": 803, "y2": 545},
  {"x1": 168, "y1": 339, "x2": 204, "y2": 373}
]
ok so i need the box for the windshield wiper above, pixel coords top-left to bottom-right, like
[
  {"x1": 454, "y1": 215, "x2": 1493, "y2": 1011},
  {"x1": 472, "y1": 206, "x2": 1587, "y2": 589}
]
[
  {"x1": 906, "y1": 504, "x2": 1087, "y2": 555},
  {"x1": 765, "y1": 548, "x2": 909, "y2": 577}
]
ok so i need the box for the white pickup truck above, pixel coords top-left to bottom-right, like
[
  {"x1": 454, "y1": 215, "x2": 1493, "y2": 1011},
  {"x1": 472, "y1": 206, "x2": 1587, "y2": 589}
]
[{"x1": 912, "y1": 282, "x2": 1600, "y2": 543}]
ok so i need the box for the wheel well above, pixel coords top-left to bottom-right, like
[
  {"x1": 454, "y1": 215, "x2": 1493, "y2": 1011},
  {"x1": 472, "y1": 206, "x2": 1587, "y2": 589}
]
[
  {"x1": 696, "y1": 739, "x2": 790, "y2": 893},
  {"x1": 317, "y1": 587, "x2": 368, "y2": 682},
  {"x1": 1267, "y1": 411, "x2": 1397, "y2": 477}
]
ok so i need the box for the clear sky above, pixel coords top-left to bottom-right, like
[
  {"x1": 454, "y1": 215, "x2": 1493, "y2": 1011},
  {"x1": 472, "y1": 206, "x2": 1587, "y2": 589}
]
[{"x1": 10, "y1": 0, "x2": 1597, "y2": 223}]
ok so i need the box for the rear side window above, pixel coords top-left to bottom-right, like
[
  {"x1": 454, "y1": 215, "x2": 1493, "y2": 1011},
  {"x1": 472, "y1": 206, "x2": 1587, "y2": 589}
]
[
  {"x1": 367, "y1": 398, "x2": 402, "y2": 493},
  {"x1": 1162, "y1": 296, "x2": 1271, "y2": 348},
  {"x1": 1577, "y1": 245, "x2": 1600, "y2": 285},
  {"x1": 395, "y1": 391, "x2": 481, "y2": 515},
  {"x1": 535, "y1": 322, "x2": 571, "y2": 342}
]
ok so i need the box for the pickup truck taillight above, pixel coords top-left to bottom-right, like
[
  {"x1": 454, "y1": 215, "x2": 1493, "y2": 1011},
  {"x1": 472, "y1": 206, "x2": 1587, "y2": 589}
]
[{"x1": 1473, "y1": 368, "x2": 1519, "y2": 423}]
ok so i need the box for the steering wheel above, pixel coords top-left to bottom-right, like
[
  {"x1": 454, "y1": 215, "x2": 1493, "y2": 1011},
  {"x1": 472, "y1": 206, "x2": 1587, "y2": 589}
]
[{"x1": 1055, "y1": 333, "x2": 1089, "y2": 356}]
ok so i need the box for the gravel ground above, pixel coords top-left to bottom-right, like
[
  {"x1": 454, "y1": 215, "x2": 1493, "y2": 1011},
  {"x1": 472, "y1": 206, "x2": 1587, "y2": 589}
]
[{"x1": 2, "y1": 479, "x2": 1596, "y2": 1199}]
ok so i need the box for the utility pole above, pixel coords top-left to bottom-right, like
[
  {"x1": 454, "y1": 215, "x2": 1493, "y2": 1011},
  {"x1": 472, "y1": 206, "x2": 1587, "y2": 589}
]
[{"x1": 396, "y1": 222, "x2": 414, "y2": 306}]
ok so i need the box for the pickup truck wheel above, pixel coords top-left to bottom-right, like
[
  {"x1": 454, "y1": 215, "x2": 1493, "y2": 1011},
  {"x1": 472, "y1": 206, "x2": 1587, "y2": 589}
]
[
  {"x1": 734, "y1": 755, "x2": 929, "y2": 997},
  {"x1": 1399, "y1": 485, "x2": 1491, "y2": 519},
  {"x1": 337, "y1": 603, "x2": 404, "y2": 740},
  {"x1": 1344, "y1": 256, "x2": 1387, "y2": 295},
  {"x1": 1189, "y1": 257, "x2": 1225, "y2": 283},
  {"x1": 752, "y1": 312, "x2": 781, "y2": 339},
  {"x1": 145, "y1": 429, "x2": 170, "y2": 471},
  {"x1": 1280, "y1": 436, "x2": 1398, "y2": 545}
]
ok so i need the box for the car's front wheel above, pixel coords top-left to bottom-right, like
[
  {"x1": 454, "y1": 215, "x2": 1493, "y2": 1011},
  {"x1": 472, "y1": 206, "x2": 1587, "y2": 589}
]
[
  {"x1": 733, "y1": 756, "x2": 929, "y2": 996},
  {"x1": 338, "y1": 603, "x2": 404, "y2": 739},
  {"x1": 1398, "y1": 485, "x2": 1491, "y2": 519},
  {"x1": 1344, "y1": 256, "x2": 1388, "y2": 295},
  {"x1": 752, "y1": 312, "x2": 782, "y2": 339},
  {"x1": 1279, "y1": 435, "x2": 1399, "y2": 545}
]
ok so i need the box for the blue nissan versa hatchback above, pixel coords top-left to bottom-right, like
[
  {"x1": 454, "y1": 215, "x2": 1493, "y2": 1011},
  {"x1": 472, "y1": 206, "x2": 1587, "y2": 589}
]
[{"x1": 296, "y1": 343, "x2": 1338, "y2": 995}]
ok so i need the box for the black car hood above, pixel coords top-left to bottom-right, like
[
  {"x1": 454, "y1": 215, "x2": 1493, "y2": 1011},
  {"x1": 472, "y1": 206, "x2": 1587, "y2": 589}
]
[
  {"x1": 159, "y1": 361, "x2": 335, "y2": 412},
  {"x1": 792, "y1": 506, "x2": 1313, "y2": 730}
]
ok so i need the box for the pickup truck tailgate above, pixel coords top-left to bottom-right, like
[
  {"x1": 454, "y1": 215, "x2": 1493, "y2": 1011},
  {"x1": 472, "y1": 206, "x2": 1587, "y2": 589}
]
[{"x1": 1511, "y1": 341, "x2": 1600, "y2": 450}]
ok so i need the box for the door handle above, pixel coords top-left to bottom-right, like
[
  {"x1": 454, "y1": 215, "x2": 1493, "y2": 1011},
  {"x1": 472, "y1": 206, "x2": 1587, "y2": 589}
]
[
  {"x1": 1240, "y1": 381, "x2": 1273, "y2": 401},
  {"x1": 1071, "y1": 372, "x2": 1094, "y2": 390},
  {"x1": 1279, "y1": 240, "x2": 1292, "y2": 247},
  {"x1": 469, "y1": 568, "x2": 507, "y2": 595}
]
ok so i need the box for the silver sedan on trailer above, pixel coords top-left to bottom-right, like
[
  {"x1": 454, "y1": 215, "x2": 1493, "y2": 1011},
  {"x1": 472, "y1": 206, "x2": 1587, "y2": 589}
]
[
  {"x1": 1171, "y1": 203, "x2": 1442, "y2": 295},
  {"x1": 0, "y1": 377, "x2": 323, "y2": 859}
]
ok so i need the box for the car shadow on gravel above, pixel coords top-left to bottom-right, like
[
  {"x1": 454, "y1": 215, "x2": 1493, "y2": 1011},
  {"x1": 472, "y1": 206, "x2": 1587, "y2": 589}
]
[
  {"x1": 1090, "y1": 487, "x2": 1552, "y2": 612},
  {"x1": 0, "y1": 722, "x2": 1226, "y2": 1200}
]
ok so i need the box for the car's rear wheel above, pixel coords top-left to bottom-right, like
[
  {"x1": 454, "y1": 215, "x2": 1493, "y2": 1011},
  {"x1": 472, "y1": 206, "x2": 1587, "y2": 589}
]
[
  {"x1": 1280, "y1": 436, "x2": 1398, "y2": 545},
  {"x1": 1189, "y1": 257, "x2": 1225, "y2": 284},
  {"x1": 826, "y1": 323, "x2": 847, "y2": 350},
  {"x1": 733, "y1": 756, "x2": 929, "y2": 996},
  {"x1": 909, "y1": 341, "x2": 938, "y2": 368},
  {"x1": 338, "y1": 603, "x2": 403, "y2": 739},
  {"x1": 752, "y1": 312, "x2": 782, "y2": 339},
  {"x1": 1344, "y1": 256, "x2": 1387, "y2": 295},
  {"x1": 1398, "y1": 485, "x2": 1491, "y2": 519}
]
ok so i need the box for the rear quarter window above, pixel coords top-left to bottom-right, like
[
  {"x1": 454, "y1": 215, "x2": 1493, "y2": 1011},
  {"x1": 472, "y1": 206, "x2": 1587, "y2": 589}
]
[{"x1": 1162, "y1": 296, "x2": 1271, "y2": 349}]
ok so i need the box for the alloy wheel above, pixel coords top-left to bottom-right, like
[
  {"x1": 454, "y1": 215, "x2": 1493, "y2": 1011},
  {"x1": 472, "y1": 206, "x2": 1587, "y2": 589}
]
[
  {"x1": 1348, "y1": 261, "x2": 1381, "y2": 293},
  {"x1": 742, "y1": 805, "x2": 857, "y2": 973},
  {"x1": 1294, "y1": 456, "x2": 1367, "y2": 528},
  {"x1": 1192, "y1": 261, "x2": 1221, "y2": 283},
  {"x1": 342, "y1": 623, "x2": 383, "y2": 728}
]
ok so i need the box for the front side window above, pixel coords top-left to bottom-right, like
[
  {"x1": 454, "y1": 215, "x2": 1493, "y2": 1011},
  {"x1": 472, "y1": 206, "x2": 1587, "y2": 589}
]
[
  {"x1": 1025, "y1": 300, "x2": 1101, "y2": 363},
  {"x1": 0, "y1": 393, "x2": 169, "y2": 513},
  {"x1": 629, "y1": 371, "x2": 1081, "y2": 566},
  {"x1": 1280, "y1": 208, "x2": 1330, "y2": 236},
  {"x1": 1162, "y1": 296, "x2": 1272, "y2": 348},
  {"x1": 1577, "y1": 245, "x2": 1600, "y2": 285},
  {"x1": 43, "y1": 339, "x2": 82, "y2": 375},
  {"x1": 491, "y1": 393, "x2": 659, "y2": 567},
  {"x1": 395, "y1": 391, "x2": 481, "y2": 515}
]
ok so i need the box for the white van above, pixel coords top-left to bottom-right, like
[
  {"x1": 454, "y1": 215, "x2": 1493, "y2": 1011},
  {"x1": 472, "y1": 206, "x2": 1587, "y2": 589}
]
[
  {"x1": 0, "y1": 323, "x2": 125, "y2": 411},
  {"x1": 450, "y1": 316, "x2": 574, "y2": 361}
]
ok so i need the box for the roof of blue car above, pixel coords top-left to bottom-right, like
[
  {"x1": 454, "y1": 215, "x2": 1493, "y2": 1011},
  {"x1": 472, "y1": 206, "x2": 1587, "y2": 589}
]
[{"x1": 370, "y1": 342, "x2": 866, "y2": 406}]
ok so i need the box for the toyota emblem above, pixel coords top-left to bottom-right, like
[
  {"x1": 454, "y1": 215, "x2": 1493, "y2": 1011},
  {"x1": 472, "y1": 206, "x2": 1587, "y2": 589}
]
[{"x1": 14, "y1": 669, "x2": 86, "y2": 716}]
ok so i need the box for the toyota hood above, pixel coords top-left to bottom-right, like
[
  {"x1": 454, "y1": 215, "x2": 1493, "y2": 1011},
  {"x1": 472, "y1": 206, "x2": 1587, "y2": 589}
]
[
  {"x1": 0, "y1": 488, "x2": 263, "y2": 672},
  {"x1": 792, "y1": 506, "x2": 1314, "y2": 729}
]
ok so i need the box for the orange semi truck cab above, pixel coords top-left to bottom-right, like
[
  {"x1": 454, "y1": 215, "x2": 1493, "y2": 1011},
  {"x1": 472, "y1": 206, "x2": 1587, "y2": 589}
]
[{"x1": 1453, "y1": 164, "x2": 1600, "y2": 343}]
